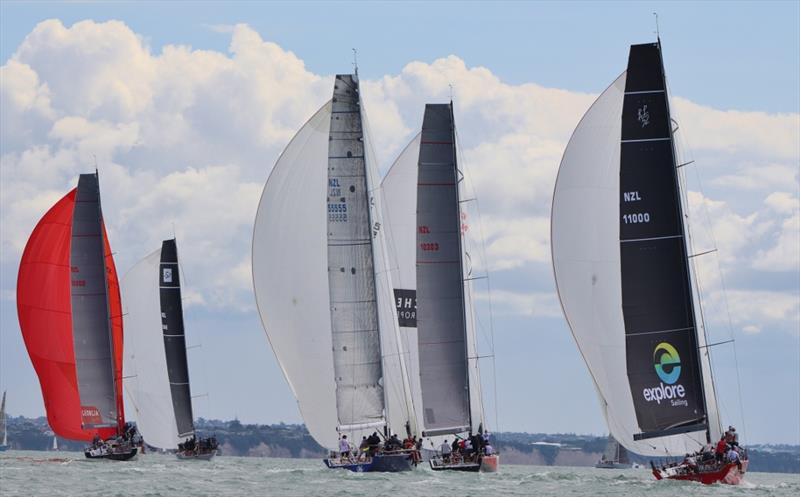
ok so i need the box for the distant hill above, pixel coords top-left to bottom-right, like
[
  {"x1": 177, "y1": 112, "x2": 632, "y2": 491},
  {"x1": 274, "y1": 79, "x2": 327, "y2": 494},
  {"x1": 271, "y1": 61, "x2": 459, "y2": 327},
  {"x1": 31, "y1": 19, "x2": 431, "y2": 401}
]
[{"x1": 5, "y1": 415, "x2": 798, "y2": 473}]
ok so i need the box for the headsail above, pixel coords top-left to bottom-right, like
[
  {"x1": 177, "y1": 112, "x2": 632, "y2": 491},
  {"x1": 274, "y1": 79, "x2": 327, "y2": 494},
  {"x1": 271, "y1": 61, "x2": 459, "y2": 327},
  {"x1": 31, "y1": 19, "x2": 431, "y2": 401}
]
[
  {"x1": 122, "y1": 239, "x2": 194, "y2": 449},
  {"x1": 551, "y1": 43, "x2": 718, "y2": 457},
  {"x1": 17, "y1": 173, "x2": 124, "y2": 441},
  {"x1": 1, "y1": 391, "x2": 6, "y2": 446}
]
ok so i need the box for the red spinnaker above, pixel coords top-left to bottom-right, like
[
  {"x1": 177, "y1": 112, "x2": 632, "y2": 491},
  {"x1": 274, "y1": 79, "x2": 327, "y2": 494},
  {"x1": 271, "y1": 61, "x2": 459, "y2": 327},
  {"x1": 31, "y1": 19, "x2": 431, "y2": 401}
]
[{"x1": 17, "y1": 188, "x2": 125, "y2": 441}]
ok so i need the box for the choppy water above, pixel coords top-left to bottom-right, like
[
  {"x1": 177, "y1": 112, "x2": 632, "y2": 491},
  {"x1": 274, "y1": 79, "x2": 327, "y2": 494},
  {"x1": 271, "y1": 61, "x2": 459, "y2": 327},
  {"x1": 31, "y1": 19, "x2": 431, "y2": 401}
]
[{"x1": 1, "y1": 450, "x2": 797, "y2": 497}]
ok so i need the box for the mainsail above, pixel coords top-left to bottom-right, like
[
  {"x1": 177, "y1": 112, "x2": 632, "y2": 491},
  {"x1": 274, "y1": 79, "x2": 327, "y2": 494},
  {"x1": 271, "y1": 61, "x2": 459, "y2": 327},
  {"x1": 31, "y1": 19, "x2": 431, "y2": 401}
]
[
  {"x1": 253, "y1": 74, "x2": 414, "y2": 450},
  {"x1": 17, "y1": 172, "x2": 125, "y2": 441},
  {"x1": 551, "y1": 42, "x2": 722, "y2": 457},
  {"x1": 122, "y1": 239, "x2": 194, "y2": 449},
  {"x1": 416, "y1": 104, "x2": 471, "y2": 436},
  {"x1": 382, "y1": 105, "x2": 487, "y2": 440}
]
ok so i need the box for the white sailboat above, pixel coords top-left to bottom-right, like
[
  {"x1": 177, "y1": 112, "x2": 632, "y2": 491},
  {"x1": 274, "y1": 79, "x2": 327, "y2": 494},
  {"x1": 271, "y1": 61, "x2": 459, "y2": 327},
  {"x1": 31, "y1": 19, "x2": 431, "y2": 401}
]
[
  {"x1": 551, "y1": 39, "x2": 747, "y2": 485},
  {"x1": 381, "y1": 102, "x2": 497, "y2": 472},
  {"x1": 595, "y1": 435, "x2": 631, "y2": 469},
  {"x1": 122, "y1": 239, "x2": 218, "y2": 459},
  {"x1": 252, "y1": 72, "x2": 418, "y2": 472}
]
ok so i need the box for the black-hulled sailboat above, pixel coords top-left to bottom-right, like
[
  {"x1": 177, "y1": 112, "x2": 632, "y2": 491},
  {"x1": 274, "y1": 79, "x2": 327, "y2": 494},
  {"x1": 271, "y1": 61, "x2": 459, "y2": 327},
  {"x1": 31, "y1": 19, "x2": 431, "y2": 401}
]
[
  {"x1": 253, "y1": 71, "x2": 419, "y2": 472},
  {"x1": 17, "y1": 172, "x2": 138, "y2": 460},
  {"x1": 551, "y1": 39, "x2": 748, "y2": 485},
  {"x1": 122, "y1": 239, "x2": 218, "y2": 460}
]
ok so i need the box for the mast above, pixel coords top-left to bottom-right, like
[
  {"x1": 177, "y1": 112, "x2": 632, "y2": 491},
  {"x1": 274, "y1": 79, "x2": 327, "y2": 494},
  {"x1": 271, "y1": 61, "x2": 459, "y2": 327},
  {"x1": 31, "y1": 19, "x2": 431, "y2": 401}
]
[
  {"x1": 1, "y1": 391, "x2": 6, "y2": 445},
  {"x1": 657, "y1": 39, "x2": 712, "y2": 444},
  {"x1": 95, "y1": 171, "x2": 125, "y2": 435},
  {"x1": 451, "y1": 102, "x2": 473, "y2": 433}
]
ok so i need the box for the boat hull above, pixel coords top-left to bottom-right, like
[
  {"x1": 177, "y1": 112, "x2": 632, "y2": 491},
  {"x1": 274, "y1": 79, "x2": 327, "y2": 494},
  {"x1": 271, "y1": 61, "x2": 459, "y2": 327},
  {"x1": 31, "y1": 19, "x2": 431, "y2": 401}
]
[
  {"x1": 430, "y1": 454, "x2": 499, "y2": 473},
  {"x1": 324, "y1": 452, "x2": 414, "y2": 472},
  {"x1": 595, "y1": 461, "x2": 631, "y2": 469},
  {"x1": 0, "y1": 445, "x2": 8, "y2": 452},
  {"x1": 84, "y1": 446, "x2": 138, "y2": 461},
  {"x1": 176, "y1": 450, "x2": 216, "y2": 461},
  {"x1": 653, "y1": 460, "x2": 748, "y2": 485}
]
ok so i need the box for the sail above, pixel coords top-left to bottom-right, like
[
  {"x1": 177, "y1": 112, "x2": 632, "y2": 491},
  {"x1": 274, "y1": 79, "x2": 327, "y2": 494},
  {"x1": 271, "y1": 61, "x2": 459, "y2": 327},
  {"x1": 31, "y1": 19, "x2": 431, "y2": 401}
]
[
  {"x1": 122, "y1": 239, "x2": 194, "y2": 449},
  {"x1": 159, "y1": 240, "x2": 195, "y2": 438},
  {"x1": 602, "y1": 435, "x2": 630, "y2": 464},
  {"x1": 416, "y1": 103, "x2": 471, "y2": 436},
  {"x1": 620, "y1": 43, "x2": 708, "y2": 440},
  {"x1": 17, "y1": 173, "x2": 124, "y2": 441},
  {"x1": 253, "y1": 101, "x2": 340, "y2": 450},
  {"x1": 382, "y1": 134, "x2": 424, "y2": 433},
  {"x1": 327, "y1": 74, "x2": 385, "y2": 429},
  {"x1": 1, "y1": 391, "x2": 6, "y2": 445},
  {"x1": 552, "y1": 45, "x2": 711, "y2": 457}
]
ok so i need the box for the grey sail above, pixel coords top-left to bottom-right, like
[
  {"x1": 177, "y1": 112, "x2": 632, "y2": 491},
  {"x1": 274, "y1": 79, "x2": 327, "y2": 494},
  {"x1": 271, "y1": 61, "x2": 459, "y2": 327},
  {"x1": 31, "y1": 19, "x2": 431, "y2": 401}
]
[
  {"x1": 327, "y1": 74, "x2": 385, "y2": 429},
  {"x1": 1, "y1": 390, "x2": 6, "y2": 446},
  {"x1": 159, "y1": 239, "x2": 195, "y2": 438},
  {"x1": 416, "y1": 103, "x2": 471, "y2": 436},
  {"x1": 70, "y1": 173, "x2": 117, "y2": 428}
]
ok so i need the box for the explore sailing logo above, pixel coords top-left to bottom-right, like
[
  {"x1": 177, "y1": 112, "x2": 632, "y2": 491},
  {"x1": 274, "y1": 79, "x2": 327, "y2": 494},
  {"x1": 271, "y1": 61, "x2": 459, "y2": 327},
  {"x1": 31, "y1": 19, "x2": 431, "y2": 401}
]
[
  {"x1": 642, "y1": 342, "x2": 688, "y2": 407},
  {"x1": 654, "y1": 342, "x2": 681, "y2": 384}
]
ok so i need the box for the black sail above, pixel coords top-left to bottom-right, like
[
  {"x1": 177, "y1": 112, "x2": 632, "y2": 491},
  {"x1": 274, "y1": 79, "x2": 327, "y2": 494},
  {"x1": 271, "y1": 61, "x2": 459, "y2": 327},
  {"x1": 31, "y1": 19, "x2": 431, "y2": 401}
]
[
  {"x1": 620, "y1": 42, "x2": 708, "y2": 440},
  {"x1": 159, "y1": 239, "x2": 194, "y2": 438},
  {"x1": 416, "y1": 103, "x2": 471, "y2": 436}
]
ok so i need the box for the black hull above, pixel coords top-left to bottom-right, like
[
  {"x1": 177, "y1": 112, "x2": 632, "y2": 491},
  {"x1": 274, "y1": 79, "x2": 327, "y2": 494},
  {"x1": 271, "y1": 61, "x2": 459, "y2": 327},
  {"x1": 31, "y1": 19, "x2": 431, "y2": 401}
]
[
  {"x1": 324, "y1": 452, "x2": 415, "y2": 472},
  {"x1": 176, "y1": 450, "x2": 216, "y2": 461},
  {"x1": 84, "y1": 447, "x2": 138, "y2": 461},
  {"x1": 430, "y1": 463, "x2": 480, "y2": 472}
]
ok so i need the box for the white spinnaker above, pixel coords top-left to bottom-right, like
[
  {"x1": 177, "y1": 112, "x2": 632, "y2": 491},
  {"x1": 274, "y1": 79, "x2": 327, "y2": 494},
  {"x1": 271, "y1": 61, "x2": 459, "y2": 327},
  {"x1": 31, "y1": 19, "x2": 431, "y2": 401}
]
[
  {"x1": 362, "y1": 106, "x2": 418, "y2": 440},
  {"x1": 381, "y1": 133, "x2": 423, "y2": 436},
  {"x1": 551, "y1": 72, "x2": 708, "y2": 457},
  {"x1": 252, "y1": 101, "x2": 340, "y2": 451},
  {"x1": 122, "y1": 247, "x2": 180, "y2": 450}
]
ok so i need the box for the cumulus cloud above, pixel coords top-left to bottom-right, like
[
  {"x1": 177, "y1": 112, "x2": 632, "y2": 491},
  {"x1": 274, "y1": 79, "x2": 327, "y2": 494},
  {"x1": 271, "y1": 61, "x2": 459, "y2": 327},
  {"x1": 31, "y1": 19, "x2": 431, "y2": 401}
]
[{"x1": 1, "y1": 18, "x2": 798, "y2": 337}]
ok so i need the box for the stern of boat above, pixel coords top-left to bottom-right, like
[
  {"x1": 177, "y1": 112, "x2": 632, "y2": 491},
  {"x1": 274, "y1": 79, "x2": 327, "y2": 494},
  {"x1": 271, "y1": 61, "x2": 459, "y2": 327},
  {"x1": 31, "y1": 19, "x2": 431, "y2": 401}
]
[{"x1": 480, "y1": 454, "x2": 499, "y2": 473}]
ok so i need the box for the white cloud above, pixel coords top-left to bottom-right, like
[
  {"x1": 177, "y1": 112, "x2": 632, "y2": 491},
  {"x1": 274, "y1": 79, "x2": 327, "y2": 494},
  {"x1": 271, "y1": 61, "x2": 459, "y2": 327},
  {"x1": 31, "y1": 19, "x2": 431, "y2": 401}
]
[{"x1": 1, "y1": 18, "x2": 798, "y2": 334}]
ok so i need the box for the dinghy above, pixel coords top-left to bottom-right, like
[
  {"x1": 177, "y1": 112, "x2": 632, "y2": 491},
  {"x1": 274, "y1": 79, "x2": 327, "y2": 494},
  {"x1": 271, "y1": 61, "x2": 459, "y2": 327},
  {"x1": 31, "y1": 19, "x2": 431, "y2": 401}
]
[
  {"x1": 253, "y1": 72, "x2": 419, "y2": 472},
  {"x1": 551, "y1": 39, "x2": 748, "y2": 485},
  {"x1": 17, "y1": 172, "x2": 138, "y2": 461},
  {"x1": 122, "y1": 239, "x2": 218, "y2": 460},
  {"x1": 382, "y1": 103, "x2": 498, "y2": 473}
]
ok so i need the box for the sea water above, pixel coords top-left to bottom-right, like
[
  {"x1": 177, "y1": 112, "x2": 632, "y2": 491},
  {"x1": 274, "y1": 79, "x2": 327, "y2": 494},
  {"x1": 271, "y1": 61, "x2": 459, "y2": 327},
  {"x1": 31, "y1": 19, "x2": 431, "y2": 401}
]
[{"x1": 1, "y1": 450, "x2": 797, "y2": 497}]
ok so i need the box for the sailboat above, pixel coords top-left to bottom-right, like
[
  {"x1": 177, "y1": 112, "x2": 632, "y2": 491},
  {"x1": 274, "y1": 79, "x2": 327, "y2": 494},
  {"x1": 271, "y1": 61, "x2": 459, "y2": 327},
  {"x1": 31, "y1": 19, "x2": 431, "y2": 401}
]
[
  {"x1": 381, "y1": 103, "x2": 498, "y2": 473},
  {"x1": 595, "y1": 435, "x2": 631, "y2": 469},
  {"x1": 122, "y1": 238, "x2": 218, "y2": 460},
  {"x1": 17, "y1": 172, "x2": 138, "y2": 461},
  {"x1": 252, "y1": 72, "x2": 419, "y2": 472},
  {"x1": 0, "y1": 391, "x2": 8, "y2": 451},
  {"x1": 551, "y1": 39, "x2": 748, "y2": 485},
  {"x1": 52, "y1": 435, "x2": 58, "y2": 451}
]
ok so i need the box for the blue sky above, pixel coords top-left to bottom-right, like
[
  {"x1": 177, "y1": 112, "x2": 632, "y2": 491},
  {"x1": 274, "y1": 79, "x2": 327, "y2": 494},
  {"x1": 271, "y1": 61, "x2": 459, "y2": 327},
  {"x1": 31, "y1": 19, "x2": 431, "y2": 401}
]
[{"x1": 0, "y1": 1, "x2": 798, "y2": 446}]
